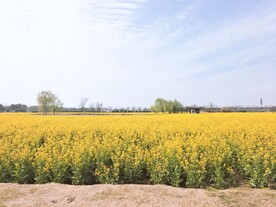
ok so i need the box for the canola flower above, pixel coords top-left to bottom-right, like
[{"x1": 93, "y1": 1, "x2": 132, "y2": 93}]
[{"x1": 0, "y1": 113, "x2": 275, "y2": 188}]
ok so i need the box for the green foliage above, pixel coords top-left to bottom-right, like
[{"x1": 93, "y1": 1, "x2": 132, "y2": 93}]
[
  {"x1": 51, "y1": 162, "x2": 71, "y2": 184},
  {"x1": 72, "y1": 152, "x2": 96, "y2": 185},
  {"x1": 12, "y1": 159, "x2": 35, "y2": 184},
  {"x1": 167, "y1": 156, "x2": 183, "y2": 187},
  {"x1": 250, "y1": 157, "x2": 269, "y2": 188},
  {"x1": 94, "y1": 148, "x2": 120, "y2": 184},
  {"x1": 151, "y1": 98, "x2": 184, "y2": 113},
  {"x1": 147, "y1": 146, "x2": 183, "y2": 187},
  {"x1": 148, "y1": 155, "x2": 169, "y2": 185},
  {"x1": 184, "y1": 153, "x2": 207, "y2": 188},
  {"x1": 34, "y1": 159, "x2": 52, "y2": 184},
  {"x1": 0, "y1": 161, "x2": 13, "y2": 182}
]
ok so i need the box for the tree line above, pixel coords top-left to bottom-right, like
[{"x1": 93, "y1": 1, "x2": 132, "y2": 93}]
[
  {"x1": 0, "y1": 91, "x2": 150, "y2": 115},
  {"x1": 0, "y1": 103, "x2": 28, "y2": 112},
  {"x1": 0, "y1": 90, "x2": 184, "y2": 114},
  {"x1": 36, "y1": 91, "x2": 151, "y2": 115},
  {"x1": 2, "y1": 91, "x2": 274, "y2": 114},
  {"x1": 1, "y1": 91, "x2": 185, "y2": 115}
]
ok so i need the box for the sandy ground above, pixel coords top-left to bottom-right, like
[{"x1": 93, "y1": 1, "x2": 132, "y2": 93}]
[{"x1": 0, "y1": 183, "x2": 276, "y2": 207}]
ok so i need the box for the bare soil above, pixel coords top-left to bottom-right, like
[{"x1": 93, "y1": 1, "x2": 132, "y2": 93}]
[{"x1": 0, "y1": 183, "x2": 275, "y2": 207}]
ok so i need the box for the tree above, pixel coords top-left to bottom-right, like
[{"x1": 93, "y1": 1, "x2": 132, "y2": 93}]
[
  {"x1": 0, "y1": 104, "x2": 5, "y2": 112},
  {"x1": 95, "y1": 102, "x2": 103, "y2": 112},
  {"x1": 151, "y1": 98, "x2": 166, "y2": 112},
  {"x1": 28, "y1": 106, "x2": 38, "y2": 112},
  {"x1": 151, "y1": 98, "x2": 183, "y2": 113},
  {"x1": 10, "y1": 104, "x2": 28, "y2": 112},
  {"x1": 89, "y1": 103, "x2": 95, "y2": 112},
  {"x1": 80, "y1": 98, "x2": 88, "y2": 112},
  {"x1": 37, "y1": 91, "x2": 56, "y2": 115},
  {"x1": 171, "y1": 99, "x2": 183, "y2": 113},
  {"x1": 53, "y1": 96, "x2": 63, "y2": 115}
]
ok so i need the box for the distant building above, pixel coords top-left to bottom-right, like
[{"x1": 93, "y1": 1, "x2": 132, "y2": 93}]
[{"x1": 185, "y1": 107, "x2": 204, "y2": 114}]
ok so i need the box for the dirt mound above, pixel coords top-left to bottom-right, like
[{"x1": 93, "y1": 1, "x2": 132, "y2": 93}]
[{"x1": 0, "y1": 183, "x2": 275, "y2": 207}]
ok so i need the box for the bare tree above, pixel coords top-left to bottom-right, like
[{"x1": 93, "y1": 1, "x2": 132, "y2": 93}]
[
  {"x1": 95, "y1": 102, "x2": 103, "y2": 112},
  {"x1": 80, "y1": 98, "x2": 88, "y2": 112}
]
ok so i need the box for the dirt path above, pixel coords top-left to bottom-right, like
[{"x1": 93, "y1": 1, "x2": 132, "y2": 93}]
[{"x1": 0, "y1": 183, "x2": 275, "y2": 207}]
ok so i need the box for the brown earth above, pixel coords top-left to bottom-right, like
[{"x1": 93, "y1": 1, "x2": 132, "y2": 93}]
[{"x1": 0, "y1": 183, "x2": 276, "y2": 207}]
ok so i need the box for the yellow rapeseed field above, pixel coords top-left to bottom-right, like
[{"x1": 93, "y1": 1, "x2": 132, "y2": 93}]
[{"x1": 0, "y1": 113, "x2": 275, "y2": 188}]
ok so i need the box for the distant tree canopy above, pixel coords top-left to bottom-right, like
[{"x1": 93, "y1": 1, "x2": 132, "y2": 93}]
[
  {"x1": 28, "y1": 106, "x2": 38, "y2": 112},
  {"x1": 0, "y1": 104, "x2": 5, "y2": 112},
  {"x1": 151, "y1": 98, "x2": 184, "y2": 113},
  {"x1": 9, "y1": 104, "x2": 28, "y2": 112},
  {"x1": 0, "y1": 103, "x2": 28, "y2": 112},
  {"x1": 37, "y1": 91, "x2": 63, "y2": 115}
]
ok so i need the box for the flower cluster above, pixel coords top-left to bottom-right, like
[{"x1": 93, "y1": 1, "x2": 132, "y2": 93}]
[{"x1": 0, "y1": 113, "x2": 275, "y2": 188}]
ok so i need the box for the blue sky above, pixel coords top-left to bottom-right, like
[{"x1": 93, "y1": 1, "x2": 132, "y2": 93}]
[{"x1": 0, "y1": 0, "x2": 275, "y2": 108}]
